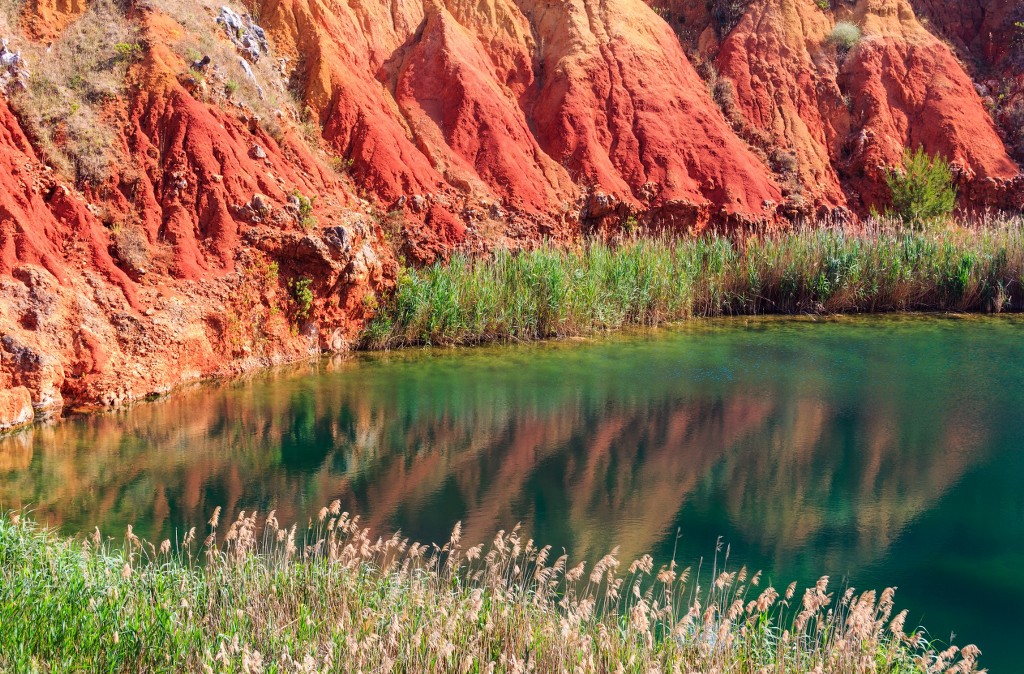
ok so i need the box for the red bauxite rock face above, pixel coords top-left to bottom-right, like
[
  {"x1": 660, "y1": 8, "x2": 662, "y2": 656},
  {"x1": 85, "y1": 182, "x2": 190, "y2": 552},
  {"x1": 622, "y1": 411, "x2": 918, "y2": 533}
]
[
  {"x1": 256, "y1": 0, "x2": 784, "y2": 234},
  {"x1": 712, "y1": 0, "x2": 1022, "y2": 213},
  {"x1": 0, "y1": 0, "x2": 1021, "y2": 413}
]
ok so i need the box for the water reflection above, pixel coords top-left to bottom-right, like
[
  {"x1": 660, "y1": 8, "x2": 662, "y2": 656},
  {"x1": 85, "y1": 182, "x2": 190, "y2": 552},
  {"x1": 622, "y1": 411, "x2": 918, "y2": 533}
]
[{"x1": 2, "y1": 315, "x2": 1023, "y2": 668}]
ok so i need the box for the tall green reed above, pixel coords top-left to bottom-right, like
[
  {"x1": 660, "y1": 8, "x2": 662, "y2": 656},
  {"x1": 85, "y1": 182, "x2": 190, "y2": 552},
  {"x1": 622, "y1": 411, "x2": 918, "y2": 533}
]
[{"x1": 362, "y1": 216, "x2": 1024, "y2": 348}]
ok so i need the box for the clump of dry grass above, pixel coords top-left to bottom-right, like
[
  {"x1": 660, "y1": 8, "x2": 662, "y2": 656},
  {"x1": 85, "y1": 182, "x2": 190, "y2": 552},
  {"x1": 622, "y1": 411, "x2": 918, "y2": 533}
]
[
  {"x1": 151, "y1": 0, "x2": 300, "y2": 141},
  {"x1": 1, "y1": 0, "x2": 311, "y2": 187},
  {"x1": 7, "y1": 0, "x2": 138, "y2": 186},
  {"x1": 0, "y1": 508, "x2": 984, "y2": 673},
  {"x1": 109, "y1": 221, "x2": 150, "y2": 275}
]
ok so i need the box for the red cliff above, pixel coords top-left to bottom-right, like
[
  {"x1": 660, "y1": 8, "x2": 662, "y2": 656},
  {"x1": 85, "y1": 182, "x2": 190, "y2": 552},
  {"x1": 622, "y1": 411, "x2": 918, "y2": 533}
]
[{"x1": 0, "y1": 0, "x2": 1021, "y2": 422}]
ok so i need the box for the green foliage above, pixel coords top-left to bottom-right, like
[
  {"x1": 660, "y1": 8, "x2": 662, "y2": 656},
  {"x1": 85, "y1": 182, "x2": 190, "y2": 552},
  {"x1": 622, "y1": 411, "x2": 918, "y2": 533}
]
[
  {"x1": 885, "y1": 148, "x2": 958, "y2": 227},
  {"x1": 291, "y1": 190, "x2": 316, "y2": 231},
  {"x1": 330, "y1": 156, "x2": 356, "y2": 175},
  {"x1": 361, "y1": 217, "x2": 1024, "y2": 348},
  {"x1": 113, "y1": 41, "x2": 143, "y2": 61},
  {"x1": 815, "y1": 0, "x2": 830, "y2": 10},
  {"x1": 828, "y1": 21, "x2": 862, "y2": 52},
  {"x1": 289, "y1": 276, "x2": 314, "y2": 323}
]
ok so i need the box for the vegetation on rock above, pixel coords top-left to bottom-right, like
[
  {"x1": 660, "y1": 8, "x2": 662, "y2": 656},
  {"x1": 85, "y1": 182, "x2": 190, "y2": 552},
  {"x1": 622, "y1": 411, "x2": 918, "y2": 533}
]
[
  {"x1": 7, "y1": 0, "x2": 136, "y2": 186},
  {"x1": 885, "y1": 149, "x2": 958, "y2": 227},
  {"x1": 828, "y1": 21, "x2": 862, "y2": 53}
]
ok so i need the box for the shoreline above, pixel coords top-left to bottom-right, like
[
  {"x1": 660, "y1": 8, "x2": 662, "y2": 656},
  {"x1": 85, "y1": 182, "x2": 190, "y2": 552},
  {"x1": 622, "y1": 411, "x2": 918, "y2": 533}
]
[
  {"x1": 4, "y1": 308, "x2": 1022, "y2": 436},
  {"x1": 6, "y1": 214, "x2": 1024, "y2": 433}
]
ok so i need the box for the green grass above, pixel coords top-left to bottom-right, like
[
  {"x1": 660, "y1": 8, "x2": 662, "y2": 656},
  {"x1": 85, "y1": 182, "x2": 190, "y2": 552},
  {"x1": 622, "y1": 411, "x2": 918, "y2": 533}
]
[
  {"x1": 362, "y1": 217, "x2": 1024, "y2": 348},
  {"x1": 0, "y1": 510, "x2": 983, "y2": 673}
]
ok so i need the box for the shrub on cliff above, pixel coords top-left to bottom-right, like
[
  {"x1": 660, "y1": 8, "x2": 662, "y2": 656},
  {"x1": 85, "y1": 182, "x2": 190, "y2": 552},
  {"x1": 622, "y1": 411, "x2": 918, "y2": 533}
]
[
  {"x1": 288, "y1": 276, "x2": 314, "y2": 323},
  {"x1": 885, "y1": 148, "x2": 958, "y2": 227},
  {"x1": 828, "y1": 22, "x2": 861, "y2": 53},
  {"x1": 110, "y1": 224, "x2": 150, "y2": 276},
  {"x1": 708, "y1": 0, "x2": 750, "y2": 37}
]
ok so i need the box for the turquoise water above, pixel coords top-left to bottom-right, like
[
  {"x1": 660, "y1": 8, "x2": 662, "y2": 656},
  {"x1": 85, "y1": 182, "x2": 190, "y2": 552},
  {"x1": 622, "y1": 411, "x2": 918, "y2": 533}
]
[{"x1": 2, "y1": 315, "x2": 1023, "y2": 669}]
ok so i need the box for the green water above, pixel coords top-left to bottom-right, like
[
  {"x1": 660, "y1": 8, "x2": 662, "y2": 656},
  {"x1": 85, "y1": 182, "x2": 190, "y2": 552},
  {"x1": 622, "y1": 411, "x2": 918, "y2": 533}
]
[{"x1": 2, "y1": 315, "x2": 1023, "y2": 668}]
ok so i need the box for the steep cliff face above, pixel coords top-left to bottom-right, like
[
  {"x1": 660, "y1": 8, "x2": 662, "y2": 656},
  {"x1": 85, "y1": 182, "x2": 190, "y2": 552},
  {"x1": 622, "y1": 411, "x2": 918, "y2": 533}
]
[
  {"x1": 839, "y1": 0, "x2": 1020, "y2": 209},
  {"x1": 1, "y1": 0, "x2": 391, "y2": 426},
  {"x1": 714, "y1": 0, "x2": 850, "y2": 212},
  {"x1": 255, "y1": 0, "x2": 784, "y2": 244},
  {"x1": 710, "y1": 0, "x2": 1022, "y2": 213},
  {"x1": 0, "y1": 0, "x2": 1021, "y2": 425}
]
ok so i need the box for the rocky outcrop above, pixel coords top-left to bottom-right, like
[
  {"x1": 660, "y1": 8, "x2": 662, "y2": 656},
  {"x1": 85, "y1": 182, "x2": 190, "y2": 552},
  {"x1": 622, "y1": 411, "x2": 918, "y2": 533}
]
[
  {"x1": 0, "y1": 386, "x2": 33, "y2": 431},
  {"x1": 20, "y1": 0, "x2": 88, "y2": 39},
  {"x1": 839, "y1": 0, "x2": 1021, "y2": 211},
  {"x1": 255, "y1": 0, "x2": 784, "y2": 237},
  {"x1": 1, "y1": 0, "x2": 393, "y2": 414},
  {"x1": 709, "y1": 0, "x2": 1022, "y2": 214}
]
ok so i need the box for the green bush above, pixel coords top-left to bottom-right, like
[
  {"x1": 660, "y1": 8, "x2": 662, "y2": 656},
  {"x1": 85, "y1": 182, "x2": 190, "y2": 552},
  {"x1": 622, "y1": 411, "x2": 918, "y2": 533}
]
[
  {"x1": 290, "y1": 190, "x2": 316, "y2": 230},
  {"x1": 289, "y1": 277, "x2": 314, "y2": 322},
  {"x1": 828, "y1": 21, "x2": 861, "y2": 52},
  {"x1": 112, "y1": 41, "x2": 143, "y2": 61},
  {"x1": 885, "y1": 148, "x2": 958, "y2": 226}
]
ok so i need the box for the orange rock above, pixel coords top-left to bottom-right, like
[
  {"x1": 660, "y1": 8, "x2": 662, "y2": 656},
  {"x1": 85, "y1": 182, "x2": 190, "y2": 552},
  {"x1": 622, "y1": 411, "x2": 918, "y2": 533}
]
[
  {"x1": 716, "y1": 0, "x2": 850, "y2": 212},
  {"x1": 704, "y1": 0, "x2": 1021, "y2": 213},
  {"x1": 20, "y1": 0, "x2": 87, "y2": 40},
  {"x1": 840, "y1": 0, "x2": 1020, "y2": 210},
  {"x1": 257, "y1": 0, "x2": 783, "y2": 235},
  {"x1": 0, "y1": 386, "x2": 33, "y2": 431},
  {"x1": 0, "y1": 2, "x2": 394, "y2": 413}
]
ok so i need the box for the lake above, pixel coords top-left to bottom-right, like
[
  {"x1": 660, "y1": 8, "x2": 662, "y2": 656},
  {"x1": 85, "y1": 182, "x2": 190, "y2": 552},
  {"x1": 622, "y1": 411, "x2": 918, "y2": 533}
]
[{"x1": 2, "y1": 315, "x2": 1022, "y2": 669}]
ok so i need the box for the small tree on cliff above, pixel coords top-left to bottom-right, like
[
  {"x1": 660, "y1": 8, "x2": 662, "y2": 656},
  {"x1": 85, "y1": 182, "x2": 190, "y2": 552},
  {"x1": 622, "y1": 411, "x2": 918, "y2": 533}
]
[{"x1": 885, "y1": 148, "x2": 958, "y2": 227}]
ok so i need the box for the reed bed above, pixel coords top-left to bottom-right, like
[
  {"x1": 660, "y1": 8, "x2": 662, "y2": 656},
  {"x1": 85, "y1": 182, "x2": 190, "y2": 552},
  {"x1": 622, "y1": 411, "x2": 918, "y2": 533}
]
[
  {"x1": 362, "y1": 216, "x2": 1024, "y2": 348},
  {"x1": 0, "y1": 509, "x2": 983, "y2": 673}
]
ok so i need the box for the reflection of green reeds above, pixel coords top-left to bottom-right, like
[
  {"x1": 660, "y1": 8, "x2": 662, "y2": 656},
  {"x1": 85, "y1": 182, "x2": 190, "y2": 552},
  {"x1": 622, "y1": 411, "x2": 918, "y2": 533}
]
[
  {"x1": 363, "y1": 217, "x2": 1024, "y2": 348},
  {"x1": 0, "y1": 509, "x2": 982, "y2": 673}
]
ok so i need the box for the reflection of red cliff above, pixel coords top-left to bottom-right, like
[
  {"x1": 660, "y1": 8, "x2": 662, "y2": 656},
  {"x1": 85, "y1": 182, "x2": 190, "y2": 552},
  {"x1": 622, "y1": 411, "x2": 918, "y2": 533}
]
[
  {"x1": 0, "y1": 361, "x2": 987, "y2": 571},
  {"x1": 1, "y1": 0, "x2": 1022, "y2": 423}
]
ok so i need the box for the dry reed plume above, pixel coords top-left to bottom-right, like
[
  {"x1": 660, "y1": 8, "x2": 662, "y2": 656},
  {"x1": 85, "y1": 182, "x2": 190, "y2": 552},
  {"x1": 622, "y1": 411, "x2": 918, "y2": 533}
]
[{"x1": 0, "y1": 507, "x2": 985, "y2": 673}]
